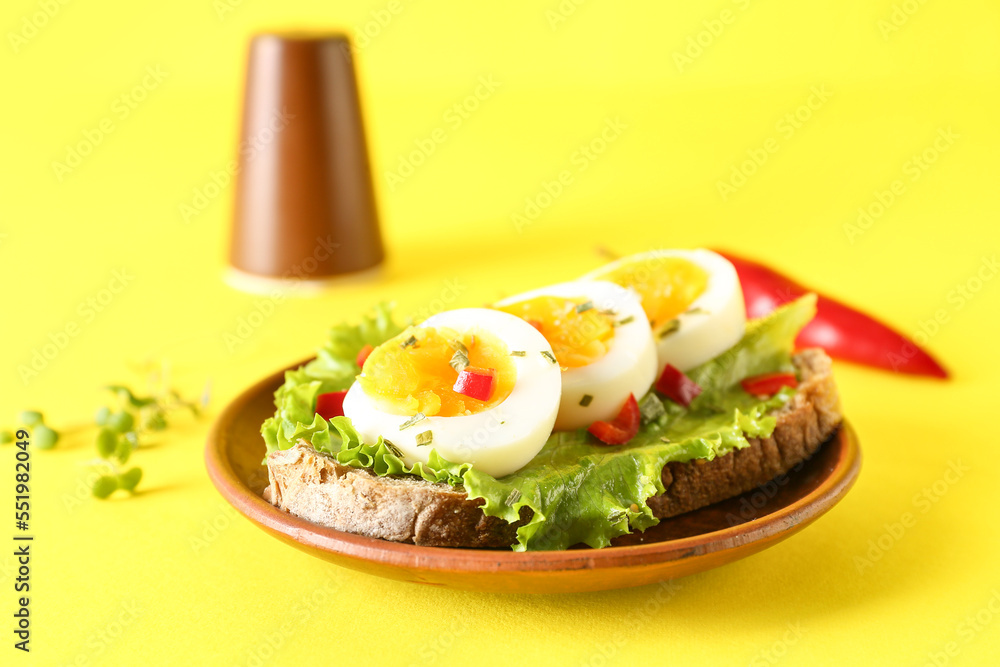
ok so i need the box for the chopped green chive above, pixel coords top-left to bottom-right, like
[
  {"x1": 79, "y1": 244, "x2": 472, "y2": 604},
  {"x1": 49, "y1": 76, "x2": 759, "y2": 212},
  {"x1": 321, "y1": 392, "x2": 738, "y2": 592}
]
[
  {"x1": 448, "y1": 339, "x2": 468, "y2": 354},
  {"x1": 449, "y1": 349, "x2": 470, "y2": 372},
  {"x1": 540, "y1": 350, "x2": 557, "y2": 364},
  {"x1": 658, "y1": 319, "x2": 681, "y2": 338},
  {"x1": 685, "y1": 307, "x2": 707, "y2": 315},
  {"x1": 510, "y1": 350, "x2": 526, "y2": 357},
  {"x1": 615, "y1": 315, "x2": 634, "y2": 327},
  {"x1": 400, "y1": 335, "x2": 418, "y2": 349},
  {"x1": 399, "y1": 413, "x2": 426, "y2": 430},
  {"x1": 415, "y1": 430, "x2": 433, "y2": 446},
  {"x1": 579, "y1": 394, "x2": 594, "y2": 407},
  {"x1": 505, "y1": 488, "x2": 521, "y2": 506},
  {"x1": 606, "y1": 508, "x2": 627, "y2": 524},
  {"x1": 639, "y1": 394, "x2": 666, "y2": 423},
  {"x1": 383, "y1": 439, "x2": 404, "y2": 458},
  {"x1": 575, "y1": 300, "x2": 594, "y2": 314}
]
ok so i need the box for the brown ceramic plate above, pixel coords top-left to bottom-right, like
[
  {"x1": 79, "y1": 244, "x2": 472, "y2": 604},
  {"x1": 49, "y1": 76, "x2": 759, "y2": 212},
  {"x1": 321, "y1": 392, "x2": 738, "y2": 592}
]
[{"x1": 206, "y1": 358, "x2": 861, "y2": 594}]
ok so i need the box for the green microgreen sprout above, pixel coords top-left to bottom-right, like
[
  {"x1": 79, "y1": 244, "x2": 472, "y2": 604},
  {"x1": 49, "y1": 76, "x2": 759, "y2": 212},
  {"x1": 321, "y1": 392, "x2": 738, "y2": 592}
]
[
  {"x1": 4, "y1": 359, "x2": 207, "y2": 502},
  {"x1": 1, "y1": 411, "x2": 61, "y2": 450},
  {"x1": 19, "y1": 411, "x2": 44, "y2": 427},
  {"x1": 34, "y1": 425, "x2": 59, "y2": 450}
]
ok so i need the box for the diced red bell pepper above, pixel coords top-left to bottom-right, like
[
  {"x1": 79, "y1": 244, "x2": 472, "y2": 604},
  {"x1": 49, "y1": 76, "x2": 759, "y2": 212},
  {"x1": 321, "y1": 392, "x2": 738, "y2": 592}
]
[
  {"x1": 655, "y1": 364, "x2": 702, "y2": 407},
  {"x1": 315, "y1": 390, "x2": 348, "y2": 420},
  {"x1": 588, "y1": 393, "x2": 641, "y2": 445},
  {"x1": 741, "y1": 372, "x2": 798, "y2": 397},
  {"x1": 356, "y1": 344, "x2": 374, "y2": 368},
  {"x1": 453, "y1": 367, "x2": 497, "y2": 402},
  {"x1": 525, "y1": 319, "x2": 544, "y2": 333},
  {"x1": 713, "y1": 249, "x2": 948, "y2": 379}
]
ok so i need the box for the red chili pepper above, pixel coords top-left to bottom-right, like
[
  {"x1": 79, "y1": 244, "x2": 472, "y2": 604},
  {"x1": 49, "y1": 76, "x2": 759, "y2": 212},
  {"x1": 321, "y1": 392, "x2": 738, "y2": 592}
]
[
  {"x1": 741, "y1": 372, "x2": 798, "y2": 397},
  {"x1": 356, "y1": 344, "x2": 374, "y2": 368},
  {"x1": 453, "y1": 367, "x2": 497, "y2": 401},
  {"x1": 588, "y1": 393, "x2": 640, "y2": 445},
  {"x1": 714, "y1": 250, "x2": 949, "y2": 379},
  {"x1": 655, "y1": 364, "x2": 703, "y2": 407},
  {"x1": 315, "y1": 390, "x2": 348, "y2": 420}
]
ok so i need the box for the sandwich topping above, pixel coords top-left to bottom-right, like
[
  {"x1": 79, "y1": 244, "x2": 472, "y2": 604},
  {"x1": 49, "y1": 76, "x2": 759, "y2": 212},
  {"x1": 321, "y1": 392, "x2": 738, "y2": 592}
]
[
  {"x1": 495, "y1": 280, "x2": 657, "y2": 432},
  {"x1": 356, "y1": 325, "x2": 516, "y2": 417},
  {"x1": 343, "y1": 308, "x2": 561, "y2": 479},
  {"x1": 495, "y1": 293, "x2": 615, "y2": 368},
  {"x1": 585, "y1": 254, "x2": 709, "y2": 331},
  {"x1": 262, "y1": 249, "x2": 818, "y2": 550},
  {"x1": 582, "y1": 249, "x2": 747, "y2": 375}
]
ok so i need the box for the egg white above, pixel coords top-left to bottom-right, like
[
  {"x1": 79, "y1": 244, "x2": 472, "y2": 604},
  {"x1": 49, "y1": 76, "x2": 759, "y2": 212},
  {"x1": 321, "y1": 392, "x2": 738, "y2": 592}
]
[
  {"x1": 495, "y1": 280, "x2": 657, "y2": 431},
  {"x1": 582, "y1": 248, "x2": 746, "y2": 374},
  {"x1": 342, "y1": 308, "x2": 561, "y2": 479}
]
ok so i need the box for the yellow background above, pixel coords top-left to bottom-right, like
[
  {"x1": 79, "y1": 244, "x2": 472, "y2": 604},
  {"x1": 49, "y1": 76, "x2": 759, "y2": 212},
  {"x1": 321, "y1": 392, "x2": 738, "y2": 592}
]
[{"x1": 3, "y1": 0, "x2": 999, "y2": 664}]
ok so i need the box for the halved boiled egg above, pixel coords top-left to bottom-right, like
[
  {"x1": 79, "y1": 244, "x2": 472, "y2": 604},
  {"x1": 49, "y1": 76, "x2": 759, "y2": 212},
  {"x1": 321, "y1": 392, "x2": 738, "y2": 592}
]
[
  {"x1": 342, "y1": 308, "x2": 561, "y2": 478},
  {"x1": 495, "y1": 280, "x2": 657, "y2": 431},
  {"x1": 581, "y1": 248, "x2": 746, "y2": 373}
]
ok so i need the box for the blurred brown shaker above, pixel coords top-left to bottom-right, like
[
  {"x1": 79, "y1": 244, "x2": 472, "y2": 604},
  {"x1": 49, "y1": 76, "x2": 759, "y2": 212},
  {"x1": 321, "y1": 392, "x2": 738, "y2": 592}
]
[{"x1": 229, "y1": 33, "x2": 384, "y2": 281}]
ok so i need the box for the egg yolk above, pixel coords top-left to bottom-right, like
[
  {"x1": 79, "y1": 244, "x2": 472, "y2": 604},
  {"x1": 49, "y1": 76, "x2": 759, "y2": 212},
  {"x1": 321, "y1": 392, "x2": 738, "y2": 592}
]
[
  {"x1": 357, "y1": 326, "x2": 516, "y2": 417},
  {"x1": 496, "y1": 296, "x2": 615, "y2": 368},
  {"x1": 596, "y1": 258, "x2": 708, "y2": 330}
]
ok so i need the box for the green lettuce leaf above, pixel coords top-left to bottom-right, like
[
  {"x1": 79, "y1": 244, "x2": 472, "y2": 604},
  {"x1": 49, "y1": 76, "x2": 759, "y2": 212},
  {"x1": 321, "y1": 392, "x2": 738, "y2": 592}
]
[
  {"x1": 261, "y1": 294, "x2": 818, "y2": 551},
  {"x1": 261, "y1": 302, "x2": 402, "y2": 453},
  {"x1": 260, "y1": 304, "x2": 469, "y2": 485}
]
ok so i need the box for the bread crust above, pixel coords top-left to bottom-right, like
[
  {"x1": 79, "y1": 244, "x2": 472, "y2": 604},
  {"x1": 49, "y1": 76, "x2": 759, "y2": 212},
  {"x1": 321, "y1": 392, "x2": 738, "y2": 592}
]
[{"x1": 264, "y1": 349, "x2": 841, "y2": 548}]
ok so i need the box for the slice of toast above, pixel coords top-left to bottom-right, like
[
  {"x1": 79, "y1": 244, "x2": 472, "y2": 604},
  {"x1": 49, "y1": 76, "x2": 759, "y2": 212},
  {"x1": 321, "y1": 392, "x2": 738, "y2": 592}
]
[{"x1": 263, "y1": 348, "x2": 841, "y2": 548}]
